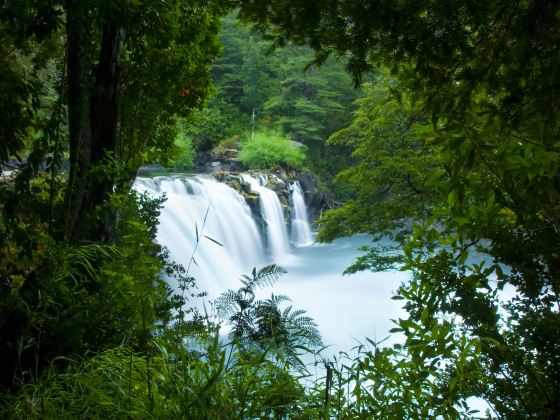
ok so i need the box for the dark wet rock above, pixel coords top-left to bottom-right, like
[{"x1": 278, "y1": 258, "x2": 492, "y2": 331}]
[
  {"x1": 240, "y1": 180, "x2": 252, "y2": 194},
  {"x1": 296, "y1": 171, "x2": 334, "y2": 223},
  {"x1": 196, "y1": 149, "x2": 242, "y2": 173},
  {"x1": 211, "y1": 169, "x2": 329, "y2": 229}
]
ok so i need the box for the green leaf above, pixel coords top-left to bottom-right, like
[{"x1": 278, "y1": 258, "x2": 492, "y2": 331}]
[{"x1": 203, "y1": 235, "x2": 223, "y2": 246}]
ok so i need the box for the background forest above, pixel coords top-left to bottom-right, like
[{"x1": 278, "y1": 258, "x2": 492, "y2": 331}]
[
  {"x1": 170, "y1": 14, "x2": 361, "y2": 191},
  {"x1": 1, "y1": 1, "x2": 560, "y2": 419}
]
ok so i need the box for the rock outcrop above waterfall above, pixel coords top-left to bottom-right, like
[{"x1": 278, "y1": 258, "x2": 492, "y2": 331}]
[
  {"x1": 195, "y1": 149, "x2": 242, "y2": 172},
  {"x1": 213, "y1": 170, "x2": 333, "y2": 226}
]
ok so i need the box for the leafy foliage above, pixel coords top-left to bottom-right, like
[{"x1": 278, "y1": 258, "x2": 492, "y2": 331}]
[
  {"x1": 216, "y1": 265, "x2": 322, "y2": 369},
  {"x1": 239, "y1": 0, "x2": 560, "y2": 417},
  {"x1": 0, "y1": 189, "x2": 188, "y2": 391},
  {"x1": 237, "y1": 129, "x2": 306, "y2": 169},
  {"x1": 168, "y1": 118, "x2": 196, "y2": 170},
  {"x1": 115, "y1": 0, "x2": 225, "y2": 167},
  {"x1": 318, "y1": 75, "x2": 439, "y2": 244},
  {"x1": 324, "y1": 329, "x2": 482, "y2": 418},
  {"x1": 0, "y1": 2, "x2": 63, "y2": 163},
  {"x1": 179, "y1": 98, "x2": 248, "y2": 153}
]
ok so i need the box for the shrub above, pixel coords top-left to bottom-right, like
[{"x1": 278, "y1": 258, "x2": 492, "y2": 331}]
[
  {"x1": 237, "y1": 129, "x2": 305, "y2": 169},
  {"x1": 172, "y1": 130, "x2": 195, "y2": 170},
  {"x1": 186, "y1": 99, "x2": 248, "y2": 152},
  {"x1": 213, "y1": 135, "x2": 241, "y2": 155}
]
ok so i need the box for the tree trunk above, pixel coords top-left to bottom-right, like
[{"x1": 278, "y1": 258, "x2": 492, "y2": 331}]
[
  {"x1": 65, "y1": 11, "x2": 124, "y2": 241},
  {"x1": 89, "y1": 21, "x2": 124, "y2": 199},
  {"x1": 65, "y1": 1, "x2": 91, "y2": 240}
]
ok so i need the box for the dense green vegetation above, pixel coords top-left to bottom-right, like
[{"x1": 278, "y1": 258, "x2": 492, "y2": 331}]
[
  {"x1": 1, "y1": 0, "x2": 560, "y2": 418},
  {"x1": 248, "y1": 0, "x2": 560, "y2": 417},
  {"x1": 177, "y1": 14, "x2": 359, "y2": 180},
  {"x1": 237, "y1": 129, "x2": 306, "y2": 169}
]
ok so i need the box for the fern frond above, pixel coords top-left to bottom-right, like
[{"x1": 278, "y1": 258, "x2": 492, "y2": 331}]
[
  {"x1": 284, "y1": 308, "x2": 306, "y2": 320},
  {"x1": 271, "y1": 293, "x2": 291, "y2": 304},
  {"x1": 246, "y1": 264, "x2": 287, "y2": 289},
  {"x1": 215, "y1": 290, "x2": 240, "y2": 318}
]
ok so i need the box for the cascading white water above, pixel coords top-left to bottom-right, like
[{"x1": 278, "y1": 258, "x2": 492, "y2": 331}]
[
  {"x1": 290, "y1": 182, "x2": 313, "y2": 246},
  {"x1": 241, "y1": 174, "x2": 291, "y2": 260},
  {"x1": 134, "y1": 175, "x2": 266, "y2": 296},
  {"x1": 133, "y1": 173, "x2": 408, "y2": 357}
]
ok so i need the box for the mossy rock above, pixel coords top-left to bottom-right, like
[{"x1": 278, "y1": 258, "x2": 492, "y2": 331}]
[{"x1": 228, "y1": 178, "x2": 242, "y2": 193}]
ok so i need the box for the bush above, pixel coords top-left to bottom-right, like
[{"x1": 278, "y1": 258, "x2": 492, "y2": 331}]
[
  {"x1": 185, "y1": 99, "x2": 248, "y2": 152},
  {"x1": 237, "y1": 129, "x2": 306, "y2": 169},
  {"x1": 213, "y1": 135, "x2": 241, "y2": 155},
  {"x1": 171, "y1": 128, "x2": 195, "y2": 170},
  {"x1": 0, "y1": 189, "x2": 180, "y2": 393}
]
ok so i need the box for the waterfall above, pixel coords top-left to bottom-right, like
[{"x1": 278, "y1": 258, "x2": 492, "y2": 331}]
[
  {"x1": 134, "y1": 175, "x2": 266, "y2": 295},
  {"x1": 133, "y1": 173, "x2": 301, "y2": 294},
  {"x1": 241, "y1": 174, "x2": 291, "y2": 260},
  {"x1": 290, "y1": 181, "x2": 313, "y2": 246},
  {"x1": 133, "y1": 173, "x2": 407, "y2": 354}
]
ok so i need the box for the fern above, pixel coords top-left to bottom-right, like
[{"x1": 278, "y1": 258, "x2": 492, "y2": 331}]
[
  {"x1": 240, "y1": 264, "x2": 287, "y2": 290},
  {"x1": 216, "y1": 266, "x2": 322, "y2": 371}
]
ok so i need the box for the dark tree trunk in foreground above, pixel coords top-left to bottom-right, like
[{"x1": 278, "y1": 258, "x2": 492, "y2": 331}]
[
  {"x1": 88, "y1": 21, "x2": 125, "y2": 240},
  {"x1": 65, "y1": 1, "x2": 91, "y2": 240},
  {"x1": 65, "y1": 7, "x2": 124, "y2": 241}
]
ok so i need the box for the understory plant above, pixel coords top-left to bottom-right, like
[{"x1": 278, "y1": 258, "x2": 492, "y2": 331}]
[{"x1": 2, "y1": 265, "x2": 326, "y2": 419}]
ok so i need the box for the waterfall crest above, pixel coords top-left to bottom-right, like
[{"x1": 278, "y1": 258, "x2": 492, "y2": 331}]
[
  {"x1": 134, "y1": 173, "x2": 317, "y2": 295},
  {"x1": 290, "y1": 181, "x2": 313, "y2": 246},
  {"x1": 134, "y1": 175, "x2": 266, "y2": 295}
]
